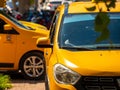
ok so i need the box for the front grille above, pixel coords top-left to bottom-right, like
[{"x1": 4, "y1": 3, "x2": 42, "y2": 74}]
[{"x1": 74, "y1": 76, "x2": 120, "y2": 90}]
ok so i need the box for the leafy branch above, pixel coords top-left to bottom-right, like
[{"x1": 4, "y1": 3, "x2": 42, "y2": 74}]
[{"x1": 86, "y1": 0, "x2": 116, "y2": 43}]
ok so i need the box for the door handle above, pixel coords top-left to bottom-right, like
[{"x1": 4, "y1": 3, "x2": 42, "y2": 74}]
[{"x1": 6, "y1": 34, "x2": 11, "y2": 41}]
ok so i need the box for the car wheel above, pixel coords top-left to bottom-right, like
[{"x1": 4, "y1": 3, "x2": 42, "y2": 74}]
[
  {"x1": 45, "y1": 75, "x2": 49, "y2": 90},
  {"x1": 20, "y1": 52, "x2": 45, "y2": 80}
]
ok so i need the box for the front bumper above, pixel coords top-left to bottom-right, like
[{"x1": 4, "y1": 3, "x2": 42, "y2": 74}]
[{"x1": 74, "y1": 76, "x2": 120, "y2": 90}]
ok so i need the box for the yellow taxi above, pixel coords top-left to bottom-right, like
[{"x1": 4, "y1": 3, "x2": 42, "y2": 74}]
[
  {"x1": 37, "y1": 1, "x2": 120, "y2": 90},
  {"x1": 0, "y1": 8, "x2": 49, "y2": 80}
]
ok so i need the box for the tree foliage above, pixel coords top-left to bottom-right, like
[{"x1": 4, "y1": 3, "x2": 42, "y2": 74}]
[
  {"x1": 0, "y1": 0, "x2": 6, "y2": 7},
  {"x1": 86, "y1": 0, "x2": 116, "y2": 43},
  {"x1": 11, "y1": 0, "x2": 44, "y2": 14}
]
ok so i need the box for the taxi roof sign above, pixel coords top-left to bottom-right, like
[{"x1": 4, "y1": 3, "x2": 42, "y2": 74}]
[{"x1": 0, "y1": 0, "x2": 6, "y2": 7}]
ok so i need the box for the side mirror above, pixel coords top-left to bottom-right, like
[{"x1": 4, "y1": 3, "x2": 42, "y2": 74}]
[
  {"x1": 4, "y1": 24, "x2": 12, "y2": 31},
  {"x1": 37, "y1": 37, "x2": 53, "y2": 48}
]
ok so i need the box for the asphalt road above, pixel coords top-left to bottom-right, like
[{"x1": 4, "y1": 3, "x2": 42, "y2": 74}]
[{"x1": 1, "y1": 72, "x2": 45, "y2": 90}]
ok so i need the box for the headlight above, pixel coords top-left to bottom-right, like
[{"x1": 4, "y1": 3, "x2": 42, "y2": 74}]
[{"x1": 54, "y1": 64, "x2": 81, "y2": 85}]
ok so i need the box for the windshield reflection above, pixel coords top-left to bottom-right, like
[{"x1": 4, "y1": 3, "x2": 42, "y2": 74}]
[
  {"x1": 59, "y1": 13, "x2": 120, "y2": 50},
  {"x1": 0, "y1": 9, "x2": 31, "y2": 30}
]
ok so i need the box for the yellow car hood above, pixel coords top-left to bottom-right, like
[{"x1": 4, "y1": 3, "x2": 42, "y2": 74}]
[
  {"x1": 19, "y1": 21, "x2": 47, "y2": 30},
  {"x1": 57, "y1": 49, "x2": 120, "y2": 76}
]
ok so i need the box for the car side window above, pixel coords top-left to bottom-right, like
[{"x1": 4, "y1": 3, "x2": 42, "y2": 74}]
[
  {"x1": 0, "y1": 18, "x2": 19, "y2": 34},
  {"x1": 49, "y1": 12, "x2": 59, "y2": 44},
  {"x1": 0, "y1": 19, "x2": 6, "y2": 33}
]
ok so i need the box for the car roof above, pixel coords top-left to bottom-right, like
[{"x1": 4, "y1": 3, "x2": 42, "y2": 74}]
[{"x1": 56, "y1": 1, "x2": 120, "y2": 14}]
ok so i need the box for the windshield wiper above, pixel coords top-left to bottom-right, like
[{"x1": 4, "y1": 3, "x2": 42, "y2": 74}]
[
  {"x1": 96, "y1": 46, "x2": 120, "y2": 49},
  {"x1": 62, "y1": 40, "x2": 93, "y2": 51},
  {"x1": 27, "y1": 26, "x2": 35, "y2": 30},
  {"x1": 60, "y1": 46, "x2": 93, "y2": 51}
]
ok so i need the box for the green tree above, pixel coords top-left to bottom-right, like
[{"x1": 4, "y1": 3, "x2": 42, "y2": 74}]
[
  {"x1": 0, "y1": 0, "x2": 6, "y2": 7},
  {"x1": 11, "y1": 0, "x2": 45, "y2": 14},
  {"x1": 86, "y1": 0, "x2": 116, "y2": 43},
  {"x1": 12, "y1": 0, "x2": 31, "y2": 14}
]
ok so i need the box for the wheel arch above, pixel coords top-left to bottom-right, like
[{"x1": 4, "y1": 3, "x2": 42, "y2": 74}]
[{"x1": 18, "y1": 50, "x2": 44, "y2": 70}]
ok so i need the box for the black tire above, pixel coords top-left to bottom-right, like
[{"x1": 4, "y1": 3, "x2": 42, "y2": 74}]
[
  {"x1": 20, "y1": 52, "x2": 45, "y2": 80},
  {"x1": 45, "y1": 75, "x2": 49, "y2": 90}
]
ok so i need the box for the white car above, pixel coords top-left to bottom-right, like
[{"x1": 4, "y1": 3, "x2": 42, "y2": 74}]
[
  {"x1": 43, "y1": 0, "x2": 62, "y2": 10},
  {"x1": 61, "y1": 0, "x2": 73, "y2": 4},
  {"x1": 43, "y1": 0, "x2": 73, "y2": 10}
]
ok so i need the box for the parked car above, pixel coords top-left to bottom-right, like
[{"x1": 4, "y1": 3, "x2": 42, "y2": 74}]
[
  {"x1": 61, "y1": 0, "x2": 73, "y2": 4},
  {"x1": 0, "y1": 8, "x2": 48, "y2": 80},
  {"x1": 37, "y1": 1, "x2": 120, "y2": 90},
  {"x1": 43, "y1": 0, "x2": 62, "y2": 10}
]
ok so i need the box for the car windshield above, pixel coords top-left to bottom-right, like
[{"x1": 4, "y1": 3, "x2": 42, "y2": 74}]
[
  {"x1": 0, "y1": 10, "x2": 31, "y2": 30},
  {"x1": 59, "y1": 13, "x2": 120, "y2": 50}
]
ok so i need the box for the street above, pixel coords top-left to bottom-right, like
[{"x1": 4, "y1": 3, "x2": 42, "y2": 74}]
[
  {"x1": 9, "y1": 80, "x2": 45, "y2": 90},
  {"x1": 3, "y1": 72, "x2": 45, "y2": 90}
]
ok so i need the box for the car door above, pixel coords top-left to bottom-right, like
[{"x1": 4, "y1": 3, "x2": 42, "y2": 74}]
[
  {"x1": 0, "y1": 18, "x2": 17, "y2": 68},
  {"x1": 44, "y1": 11, "x2": 59, "y2": 66}
]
